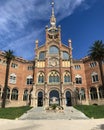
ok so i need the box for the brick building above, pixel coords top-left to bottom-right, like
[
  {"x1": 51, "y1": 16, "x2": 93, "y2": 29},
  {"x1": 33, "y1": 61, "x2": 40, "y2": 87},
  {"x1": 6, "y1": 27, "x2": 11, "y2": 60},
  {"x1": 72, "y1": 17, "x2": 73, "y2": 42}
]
[{"x1": 0, "y1": 2, "x2": 104, "y2": 107}]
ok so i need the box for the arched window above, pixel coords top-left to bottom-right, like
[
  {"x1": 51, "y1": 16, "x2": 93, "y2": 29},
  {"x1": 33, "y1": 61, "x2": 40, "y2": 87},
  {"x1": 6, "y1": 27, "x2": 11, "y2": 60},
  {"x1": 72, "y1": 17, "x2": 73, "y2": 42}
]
[
  {"x1": 99, "y1": 86, "x2": 104, "y2": 99},
  {"x1": 64, "y1": 71, "x2": 71, "y2": 83},
  {"x1": 2, "y1": 87, "x2": 10, "y2": 99},
  {"x1": 0, "y1": 88, "x2": 2, "y2": 99},
  {"x1": 90, "y1": 87, "x2": 98, "y2": 100},
  {"x1": 39, "y1": 51, "x2": 45, "y2": 60},
  {"x1": 63, "y1": 52, "x2": 69, "y2": 60},
  {"x1": 27, "y1": 75, "x2": 33, "y2": 85},
  {"x1": 11, "y1": 88, "x2": 18, "y2": 100},
  {"x1": 23, "y1": 89, "x2": 28, "y2": 101},
  {"x1": 91, "y1": 72, "x2": 99, "y2": 82},
  {"x1": 38, "y1": 72, "x2": 44, "y2": 83},
  {"x1": 6, "y1": 88, "x2": 10, "y2": 99},
  {"x1": 9, "y1": 73, "x2": 16, "y2": 84},
  {"x1": 49, "y1": 46, "x2": 59, "y2": 54},
  {"x1": 49, "y1": 90, "x2": 60, "y2": 106},
  {"x1": 66, "y1": 91, "x2": 71, "y2": 106},
  {"x1": 75, "y1": 75, "x2": 82, "y2": 84},
  {"x1": 38, "y1": 91, "x2": 43, "y2": 107},
  {"x1": 76, "y1": 88, "x2": 80, "y2": 100},
  {"x1": 49, "y1": 71, "x2": 60, "y2": 83},
  {"x1": 80, "y1": 88, "x2": 86, "y2": 100}
]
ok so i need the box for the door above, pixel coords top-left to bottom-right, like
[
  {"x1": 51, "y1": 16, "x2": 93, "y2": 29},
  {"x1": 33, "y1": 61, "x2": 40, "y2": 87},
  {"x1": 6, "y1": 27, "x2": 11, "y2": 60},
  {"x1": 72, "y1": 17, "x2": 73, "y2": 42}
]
[
  {"x1": 66, "y1": 91, "x2": 71, "y2": 106},
  {"x1": 49, "y1": 90, "x2": 60, "y2": 106},
  {"x1": 38, "y1": 92, "x2": 43, "y2": 107}
]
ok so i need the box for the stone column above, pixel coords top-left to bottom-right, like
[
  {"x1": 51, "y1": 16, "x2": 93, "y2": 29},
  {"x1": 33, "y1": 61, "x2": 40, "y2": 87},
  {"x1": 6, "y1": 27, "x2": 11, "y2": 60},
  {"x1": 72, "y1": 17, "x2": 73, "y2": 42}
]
[
  {"x1": 43, "y1": 82, "x2": 48, "y2": 107},
  {"x1": 97, "y1": 87, "x2": 100, "y2": 99},
  {"x1": 89, "y1": 90, "x2": 91, "y2": 100},
  {"x1": 85, "y1": 88, "x2": 89, "y2": 100},
  {"x1": 60, "y1": 82, "x2": 64, "y2": 106},
  {"x1": 31, "y1": 84, "x2": 36, "y2": 107},
  {"x1": 62, "y1": 94, "x2": 66, "y2": 107},
  {"x1": 9, "y1": 89, "x2": 12, "y2": 101}
]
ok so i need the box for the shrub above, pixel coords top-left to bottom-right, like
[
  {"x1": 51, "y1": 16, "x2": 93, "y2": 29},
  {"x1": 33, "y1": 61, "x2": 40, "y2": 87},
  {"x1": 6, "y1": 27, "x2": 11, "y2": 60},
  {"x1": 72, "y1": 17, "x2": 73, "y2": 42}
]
[{"x1": 51, "y1": 104, "x2": 58, "y2": 110}]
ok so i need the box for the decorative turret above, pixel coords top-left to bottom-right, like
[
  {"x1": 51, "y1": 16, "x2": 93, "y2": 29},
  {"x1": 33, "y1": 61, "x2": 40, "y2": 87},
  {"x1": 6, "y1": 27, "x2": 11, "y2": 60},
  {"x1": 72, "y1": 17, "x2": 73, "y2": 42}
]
[
  {"x1": 35, "y1": 40, "x2": 39, "y2": 49},
  {"x1": 68, "y1": 39, "x2": 72, "y2": 48},
  {"x1": 45, "y1": 1, "x2": 61, "y2": 42}
]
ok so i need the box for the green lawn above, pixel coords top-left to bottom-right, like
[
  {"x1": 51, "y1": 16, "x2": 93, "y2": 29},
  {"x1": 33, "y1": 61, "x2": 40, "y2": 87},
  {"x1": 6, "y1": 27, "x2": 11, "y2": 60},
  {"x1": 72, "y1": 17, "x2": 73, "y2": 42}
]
[
  {"x1": 0, "y1": 106, "x2": 32, "y2": 119},
  {"x1": 74, "y1": 105, "x2": 104, "y2": 119}
]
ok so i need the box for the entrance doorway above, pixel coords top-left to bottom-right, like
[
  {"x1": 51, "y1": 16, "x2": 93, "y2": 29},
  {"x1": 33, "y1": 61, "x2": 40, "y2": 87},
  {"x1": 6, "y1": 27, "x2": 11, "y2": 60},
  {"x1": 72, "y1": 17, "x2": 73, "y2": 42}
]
[
  {"x1": 66, "y1": 91, "x2": 71, "y2": 106},
  {"x1": 37, "y1": 92, "x2": 43, "y2": 107},
  {"x1": 49, "y1": 90, "x2": 60, "y2": 106}
]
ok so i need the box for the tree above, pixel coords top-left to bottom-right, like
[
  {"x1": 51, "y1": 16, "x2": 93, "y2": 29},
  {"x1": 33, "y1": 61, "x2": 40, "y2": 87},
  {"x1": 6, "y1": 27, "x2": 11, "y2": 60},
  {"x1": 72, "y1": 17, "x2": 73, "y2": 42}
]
[
  {"x1": 2, "y1": 50, "x2": 15, "y2": 108},
  {"x1": 88, "y1": 40, "x2": 104, "y2": 87}
]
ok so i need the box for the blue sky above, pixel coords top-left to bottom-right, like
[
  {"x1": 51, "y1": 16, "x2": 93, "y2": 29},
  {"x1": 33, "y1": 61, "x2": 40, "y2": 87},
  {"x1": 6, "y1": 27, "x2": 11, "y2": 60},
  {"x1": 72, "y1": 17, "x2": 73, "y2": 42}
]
[{"x1": 0, "y1": 0, "x2": 104, "y2": 60}]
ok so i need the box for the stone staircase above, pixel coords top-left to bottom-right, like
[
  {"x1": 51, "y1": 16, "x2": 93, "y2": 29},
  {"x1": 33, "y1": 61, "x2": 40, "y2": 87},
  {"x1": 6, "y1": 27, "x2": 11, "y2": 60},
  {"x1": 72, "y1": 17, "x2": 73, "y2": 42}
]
[{"x1": 19, "y1": 107, "x2": 89, "y2": 120}]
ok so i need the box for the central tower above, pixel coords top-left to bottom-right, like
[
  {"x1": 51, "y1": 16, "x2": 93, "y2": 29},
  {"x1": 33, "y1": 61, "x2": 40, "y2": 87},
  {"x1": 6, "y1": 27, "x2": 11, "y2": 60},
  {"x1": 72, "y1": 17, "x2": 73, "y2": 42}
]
[{"x1": 31, "y1": 1, "x2": 74, "y2": 107}]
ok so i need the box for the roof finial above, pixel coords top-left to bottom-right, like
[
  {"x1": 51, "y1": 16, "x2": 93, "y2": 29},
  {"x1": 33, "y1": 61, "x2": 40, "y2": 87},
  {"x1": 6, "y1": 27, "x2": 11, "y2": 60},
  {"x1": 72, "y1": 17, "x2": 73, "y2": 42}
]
[
  {"x1": 52, "y1": 0, "x2": 55, "y2": 16},
  {"x1": 50, "y1": 0, "x2": 56, "y2": 27}
]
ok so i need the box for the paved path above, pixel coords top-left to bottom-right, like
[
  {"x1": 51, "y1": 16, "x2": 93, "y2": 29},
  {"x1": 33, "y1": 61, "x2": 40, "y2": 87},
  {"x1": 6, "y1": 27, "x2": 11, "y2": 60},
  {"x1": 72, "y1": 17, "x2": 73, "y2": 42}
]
[
  {"x1": 0, "y1": 119, "x2": 104, "y2": 130},
  {"x1": 19, "y1": 107, "x2": 88, "y2": 120},
  {"x1": 0, "y1": 107, "x2": 104, "y2": 130}
]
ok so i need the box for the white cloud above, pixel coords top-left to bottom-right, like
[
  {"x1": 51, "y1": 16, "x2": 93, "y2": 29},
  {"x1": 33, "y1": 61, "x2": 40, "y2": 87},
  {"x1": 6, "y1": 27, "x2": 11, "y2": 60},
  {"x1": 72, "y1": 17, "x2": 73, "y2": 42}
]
[
  {"x1": 2, "y1": 28, "x2": 44, "y2": 59},
  {"x1": 0, "y1": 0, "x2": 90, "y2": 60},
  {"x1": 0, "y1": 0, "x2": 86, "y2": 32}
]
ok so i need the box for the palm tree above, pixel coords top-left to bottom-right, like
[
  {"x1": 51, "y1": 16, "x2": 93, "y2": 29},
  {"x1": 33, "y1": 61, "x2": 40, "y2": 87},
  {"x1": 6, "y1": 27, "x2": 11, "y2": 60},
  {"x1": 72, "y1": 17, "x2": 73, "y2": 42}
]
[
  {"x1": 88, "y1": 40, "x2": 104, "y2": 87},
  {"x1": 2, "y1": 50, "x2": 15, "y2": 108}
]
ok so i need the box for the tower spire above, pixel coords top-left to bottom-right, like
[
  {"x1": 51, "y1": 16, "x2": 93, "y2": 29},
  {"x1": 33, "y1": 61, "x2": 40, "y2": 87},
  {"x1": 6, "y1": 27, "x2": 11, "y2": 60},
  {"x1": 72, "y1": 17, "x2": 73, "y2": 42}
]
[{"x1": 50, "y1": 0, "x2": 56, "y2": 27}]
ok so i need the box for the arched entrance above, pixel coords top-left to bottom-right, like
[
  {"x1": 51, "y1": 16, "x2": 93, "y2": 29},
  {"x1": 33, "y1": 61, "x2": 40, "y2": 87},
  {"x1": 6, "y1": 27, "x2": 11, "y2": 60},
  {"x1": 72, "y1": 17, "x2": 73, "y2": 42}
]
[
  {"x1": 49, "y1": 90, "x2": 60, "y2": 106},
  {"x1": 66, "y1": 91, "x2": 71, "y2": 106},
  {"x1": 37, "y1": 91, "x2": 43, "y2": 107}
]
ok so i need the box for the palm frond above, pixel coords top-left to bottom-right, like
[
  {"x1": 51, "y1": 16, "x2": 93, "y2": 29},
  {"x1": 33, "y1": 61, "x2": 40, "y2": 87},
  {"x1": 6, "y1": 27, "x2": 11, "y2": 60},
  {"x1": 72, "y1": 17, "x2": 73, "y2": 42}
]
[
  {"x1": 88, "y1": 40, "x2": 104, "y2": 61},
  {"x1": 4, "y1": 50, "x2": 15, "y2": 61}
]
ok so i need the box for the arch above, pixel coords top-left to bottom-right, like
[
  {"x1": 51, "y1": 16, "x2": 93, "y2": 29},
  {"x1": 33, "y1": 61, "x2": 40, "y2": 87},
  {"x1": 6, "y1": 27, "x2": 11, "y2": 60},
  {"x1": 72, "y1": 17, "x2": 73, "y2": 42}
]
[
  {"x1": 49, "y1": 45, "x2": 59, "y2": 54},
  {"x1": 49, "y1": 90, "x2": 60, "y2": 106},
  {"x1": 64, "y1": 71, "x2": 71, "y2": 83},
  {"x1": 99, "y1": 86, "x2": 104, "y2": 99},
  {"x1": 10, "y1": 73, "x2": 16, "y2": 84},
  {"x1": 65, "y1": 90, "x2": 72, "y2": 106},
  {"x1": 75, "y1": 75, "x2": 82, "y2": 84},
  {"x1": 49, "y1": 71, "x2": 60, "y2": 83},
  {"x1": 62, "y1": 51, "x2": 69, "y2": 60},
  {"x1": 75, "y1": 88, "x2": 80, "y2": 100},
  {"x1": 90, "y1": 87, "x2": 98, "y2": 100},
  {"x1": 39, "y1": 51, "x2": 45, "y2": 60},
  {"x1": 2, "y1": 87, "x2": 10, "y2": 99},
  {"x1": 6, "y1": 87, "x2": 10, "y2": 99},
  {"x1": 23, "y1": 89, "x2": 28, "y2": 101},
  {"x1": 27, "y1": 75, "x2": 33, "y2": 85},
  {"x1": 11, "y1": 88, "x2": 18, "y2": 100},
  {"x1": 37, "y1": 91, "x2": 43, "y2": 107},
  {"x1": 38, "y1": 72, "x2": 44, "y2": 83},
  {"x1": 0, "y1": 87, "x2": 1, "y2": 98},
  {"x1": 80, "y1": 88, "x2": 86, "y2": 100},
  {"x1": 91, "y1": 72, "x2": 99, "y2": 82}
]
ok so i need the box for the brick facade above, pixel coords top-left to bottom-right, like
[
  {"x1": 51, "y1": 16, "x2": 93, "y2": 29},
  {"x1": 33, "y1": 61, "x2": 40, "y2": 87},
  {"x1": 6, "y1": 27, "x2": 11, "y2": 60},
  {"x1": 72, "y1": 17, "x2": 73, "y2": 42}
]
[{"x1": 0, "y1": 3, "x2": 104, "y2": 107}]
